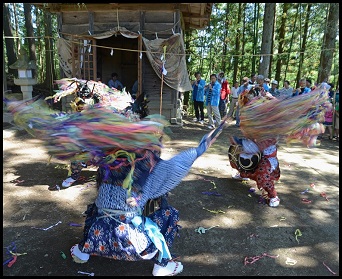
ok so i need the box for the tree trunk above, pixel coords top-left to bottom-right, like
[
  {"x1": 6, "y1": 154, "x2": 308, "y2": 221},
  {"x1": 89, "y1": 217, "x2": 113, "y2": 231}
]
[
  {"x1": 233, "y1": 3, "x2": 242, "y2": 83},
  {"x1": 200, "y1": 35, "x2": 204, "y2": 75},
  {"x1": 284, "y1": 4, "x2": 299, "y2": 83},
  {"x1": 295, "y1": 4, "x2": 311, "y2": 87},
  {"x1": 24, "y1": 3, "x2": 37, "y2": 78},
  {"x1": 275, "y1": 3, "x2": 289, "y2": 84},
  {"x1": 258, "y1": 3, "x2": 276, "y2": 77},
  {"x1": 318, "y1": 3, "x2": 339, "y2": 83},
  {"x1": 36, "y1": 7, "x2": 44, "y2": 83},
  {"x1": 44, "y1": 11, "x2": 55, "y2": 93},
  {"x1": 251, "y1": 3, "x2": 258, "y2": 74},
  {"x1": 240, "y1": 3, "x2": 246, "y2": 76},
  {"x1": 12, "y1": 3, "x2": 20, "y2": 54},
  {"x1": 221, "y1": 3, "x2": 230, "y2": 74},
  {"x1": 268, "y1": 5, "x2": 277, "y2": 79},
  {"x1": 3, "y1": 3, "x2": 17, "y2": 77}
]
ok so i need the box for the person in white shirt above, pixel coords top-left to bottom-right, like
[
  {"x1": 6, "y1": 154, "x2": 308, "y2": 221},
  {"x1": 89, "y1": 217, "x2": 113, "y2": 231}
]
[
  {"x1": 278, "y1": 80, "x2": 294, "y2": 99},
  {"x1": 227, "y1": 81, "x2": 240, "y2": 119}
]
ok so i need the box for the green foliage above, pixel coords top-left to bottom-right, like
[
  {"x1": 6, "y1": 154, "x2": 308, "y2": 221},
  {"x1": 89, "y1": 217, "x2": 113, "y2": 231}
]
[
  {"x1": 185, "y1": 3, "x2": 339, "y2": 86},
  {"x1": 4, "y1": 3, "x2": 339, "y2": 91},
  {"x1": 4, "y1": 3, "x2": 60, "y2": 84}
]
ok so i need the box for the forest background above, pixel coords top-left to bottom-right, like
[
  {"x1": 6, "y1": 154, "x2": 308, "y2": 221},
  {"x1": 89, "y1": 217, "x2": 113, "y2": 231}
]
[{"x1": 3, "y1": 3, "x2": 339, "y2": 104}]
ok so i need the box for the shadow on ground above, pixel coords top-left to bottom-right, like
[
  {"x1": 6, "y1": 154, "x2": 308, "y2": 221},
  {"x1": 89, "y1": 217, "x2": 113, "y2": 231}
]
[{"x1": 3, "y1": 115, "x2": 339, "y2": 276}]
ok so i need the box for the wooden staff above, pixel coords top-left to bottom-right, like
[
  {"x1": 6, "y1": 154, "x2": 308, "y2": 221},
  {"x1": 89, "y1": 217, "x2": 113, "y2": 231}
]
[
  {"x1": 159, "y1": 45, "x2": 167, "y2": 116},
  {"x1": 160, "y1": 71, "x2": 163, "y2": 115}
]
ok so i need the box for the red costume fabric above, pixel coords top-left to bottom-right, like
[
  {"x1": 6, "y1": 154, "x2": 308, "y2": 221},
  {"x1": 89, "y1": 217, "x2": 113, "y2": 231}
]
[{"x1": 220, "y1": 80, "x2": 230, "y2": 100}]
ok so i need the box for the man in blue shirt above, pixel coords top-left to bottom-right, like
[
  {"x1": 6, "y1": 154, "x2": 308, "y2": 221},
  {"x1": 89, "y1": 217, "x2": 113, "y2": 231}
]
[
  {"x1": 263, "y1": 78, "x2": 271, "y2": 92},
  {"x1": 204, "y1": 74, "x2": 221, "y2": 129},
  {"x1": 191, "y1": 72, "x2": 206, "y2": 124},
  {"x1": 293, "y1": 78, "x2": 311, "y2": 96},
  {"x1": 108, "y1": 72, "x2": 124, "y2": 90}
]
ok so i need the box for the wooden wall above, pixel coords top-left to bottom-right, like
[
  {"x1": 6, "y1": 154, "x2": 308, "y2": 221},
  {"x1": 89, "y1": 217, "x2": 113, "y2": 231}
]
[{"x1": 59, "y1": 9, "x2": 182, "y2": 123}]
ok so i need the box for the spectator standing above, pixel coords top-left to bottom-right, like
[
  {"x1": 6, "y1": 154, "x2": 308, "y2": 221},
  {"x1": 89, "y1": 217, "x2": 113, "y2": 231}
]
[
  {"x1": 218, "y1": 72, "x2": 231, "y2": 118},
  {"x1": 204, "y1": 74, "x2": 221, "y2": 129},
  {"x1": 227, "y1": 81, "x2": 239, "y2": 119},
  {"x1": 249, "y1": 73, "x2": 257, "y2": 86},
  {"x1": 334, "y1": 85, "x2": 339, "y2": 103},
  {"x1": 328, "y1": 83, "x2": 335, "y2": 100},
  {"x1": 263, "y1": 78, "x2": 270, "y2": 92},
  {"x1": 254, "y1": 74, "x2": 266, "y2": 97},
  {"x1": 108, "y1": 72, "x2": 124, "y2": 90},
  {"x1": 323, "y1": 102, "x2": 334, "y2": 139},
  {"x1": 278, "y1": 80, "x2": 294, "y2": 99},
  {"x1": 235, "y1": 77, "x2": 252, "y2": 127},
  {"x1": 191, "y1": 72, "x2": 206, "y2": 124},
  {"x1": 293, "y1": 78, "x2": 311, "y2": 96},
  {"x1": 269, "y1": 80, "x2": 280, "y2": 98}
]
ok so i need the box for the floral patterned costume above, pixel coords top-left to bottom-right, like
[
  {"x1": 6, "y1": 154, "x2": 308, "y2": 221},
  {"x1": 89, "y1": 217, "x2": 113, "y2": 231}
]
[{"x1": 72, "y1": 136, "x2": 213, "y2": 266}]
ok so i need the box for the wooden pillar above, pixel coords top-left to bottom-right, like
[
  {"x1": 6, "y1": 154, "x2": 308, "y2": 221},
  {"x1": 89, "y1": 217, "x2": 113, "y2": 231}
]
[
  {"x1": 92, "y1": 38, "x2": 97, "y2": 81},
  {"x1": 71, "y1": 35, "x2": 75, "y2": 77},
  {"x1": 138, "y1": 11, "x2": 145, "y2": 98},
  {"x1": 57, "y1": 12, "x2": 64, "y2": 78},
  {"x1": 3, "y1": 46, "x2": 7, "y2": 97},
  {"x1": 138, "y1": 34, "x2": 142, "y2": 98}
]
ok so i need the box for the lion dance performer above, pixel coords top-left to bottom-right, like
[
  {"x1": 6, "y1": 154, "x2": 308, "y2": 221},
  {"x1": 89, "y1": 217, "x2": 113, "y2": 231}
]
[
  {"x1": 228, "y1": 84, "x2": 329, "y2": 207},
  {"x1": 4, "y1": 92, "x2": 226, "y2": 276},
  {"x1": 44, "y1": 78, "x2": 149, "y2": 188}
]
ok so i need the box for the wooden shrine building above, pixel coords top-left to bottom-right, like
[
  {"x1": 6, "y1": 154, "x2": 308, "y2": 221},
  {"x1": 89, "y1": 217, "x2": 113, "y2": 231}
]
[{"x1": 32, "y1": 3, "x2": 213, "y2": 123}]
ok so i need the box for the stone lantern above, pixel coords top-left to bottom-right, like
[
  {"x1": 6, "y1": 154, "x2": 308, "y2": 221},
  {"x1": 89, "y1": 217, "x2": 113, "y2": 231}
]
[{"x1": 9, "y1": 48, "x2": 37, "y2": 100}]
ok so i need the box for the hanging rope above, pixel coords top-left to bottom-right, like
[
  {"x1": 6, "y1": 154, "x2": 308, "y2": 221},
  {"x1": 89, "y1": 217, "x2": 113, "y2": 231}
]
[{"x1": 3, "y1": 35, "x2": 336, "y2": 59}]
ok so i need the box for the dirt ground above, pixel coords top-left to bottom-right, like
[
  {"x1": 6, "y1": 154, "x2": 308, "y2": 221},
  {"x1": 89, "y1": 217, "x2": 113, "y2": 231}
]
[{"x1": 3, "y1": 104, "x2": 340, "y2": 276}]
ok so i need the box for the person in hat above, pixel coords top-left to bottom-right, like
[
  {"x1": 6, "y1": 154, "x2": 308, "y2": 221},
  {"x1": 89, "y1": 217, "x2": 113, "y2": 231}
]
[
  {"x1": 263, "y1": 78, "x2": 270, "y2": 92},
  {"x1": 269, "y1": 80, "x2": 280, "y2": 98},
  {"x1": 251, "y1": 75, "x2": 264, "y2": 97}
]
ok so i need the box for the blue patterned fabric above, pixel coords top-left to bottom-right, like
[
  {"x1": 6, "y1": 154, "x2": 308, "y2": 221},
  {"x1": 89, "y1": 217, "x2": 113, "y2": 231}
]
[
  {"x1": 76, "y1": 144, "x2": 210, "y2": 266},
  {"x1": 137, "y1": 148, "x2": 198, "y2": 207},
  {"x1": 78, "y1": 199, "x2": 180, "y2": 266}
]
